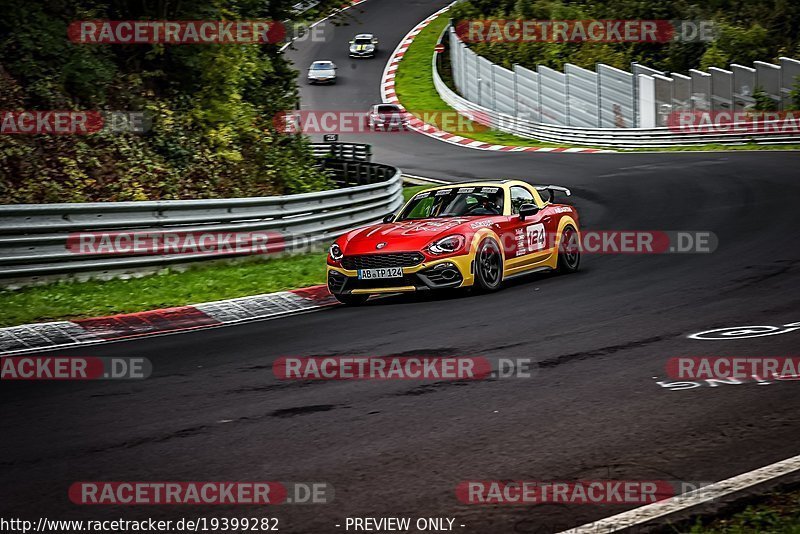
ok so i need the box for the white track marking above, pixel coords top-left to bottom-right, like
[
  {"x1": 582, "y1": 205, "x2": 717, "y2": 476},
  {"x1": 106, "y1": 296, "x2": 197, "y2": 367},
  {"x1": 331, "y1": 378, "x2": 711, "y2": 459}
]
[
  {"x1": 689, "y1": 322, "x2": 800, "y2": 340},
  {"x1": 558, "y1": 453, "x2": 800, "y2": 533}
]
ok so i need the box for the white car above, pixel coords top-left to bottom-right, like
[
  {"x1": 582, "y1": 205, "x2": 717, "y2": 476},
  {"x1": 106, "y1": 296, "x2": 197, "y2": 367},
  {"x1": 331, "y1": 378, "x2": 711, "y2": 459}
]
[
  {"x1": 368, "y1": 103, "x2": 410, "y2": 130},
  {"x1": 308, "y1": 61, "x2": 337, "y2": 84},
  {"x1": 349, "y1": 34, "x2": 378, "y2": 58}
]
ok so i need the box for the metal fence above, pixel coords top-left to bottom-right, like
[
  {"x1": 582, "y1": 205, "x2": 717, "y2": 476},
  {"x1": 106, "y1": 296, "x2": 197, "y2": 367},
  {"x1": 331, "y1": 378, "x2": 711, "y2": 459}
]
[
  {"x1": 310, "y1": 142, "x2": 371, "y2": 161},
  {"x1": 444, "y1": 25, "x2": 800, "y2": 146},
  {"x1": 0, "y1": 144, "x2": 402, "y2": 286}
]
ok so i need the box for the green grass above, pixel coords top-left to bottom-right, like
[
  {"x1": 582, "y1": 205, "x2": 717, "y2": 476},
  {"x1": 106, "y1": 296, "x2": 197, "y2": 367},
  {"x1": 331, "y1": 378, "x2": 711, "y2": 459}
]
[
  {"x1": 0, "y1": 253, "x2": 329, "y2": 327},
  {"x1": 0, "y1": 186, "x2": 426, "y2": 327},
  {"x1": 686, "y1": 488, "x2": 800, "y2": 533},
  {"x1": 394, "y1": 10, "x2": 800, "y2": 153}
]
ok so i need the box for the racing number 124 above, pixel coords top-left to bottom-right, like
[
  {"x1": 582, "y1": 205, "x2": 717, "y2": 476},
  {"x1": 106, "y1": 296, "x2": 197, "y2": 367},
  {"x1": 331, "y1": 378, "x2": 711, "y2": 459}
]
[{"x1": 526, "y1": 223, "x2": 546, "y2": 252}]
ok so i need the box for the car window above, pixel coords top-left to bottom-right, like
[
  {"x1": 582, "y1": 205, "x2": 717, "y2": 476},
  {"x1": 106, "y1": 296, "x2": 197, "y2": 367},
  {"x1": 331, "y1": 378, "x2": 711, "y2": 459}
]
[
  {"x1": 377, "y1": 105, "x2": 399, "y2": 114},
  {"x1": 354, "y1": 38, "x2": 372, "y2": 44},
  {"x1": 312, "y1": 62, "x2": 333, "y2": 70},
  {"x1": 406, "y1": 197, "x2": 434, "y2": 219},
  {"x1": 397, "y1": 187, "x2": 505, "y2": 220},
  {"x1": 510, "y1": 186, "x2": 535, "y2": 214}
]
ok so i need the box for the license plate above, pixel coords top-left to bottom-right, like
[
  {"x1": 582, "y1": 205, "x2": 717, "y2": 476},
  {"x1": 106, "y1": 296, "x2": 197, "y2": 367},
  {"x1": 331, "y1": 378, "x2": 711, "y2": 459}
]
[{"x1": 358, "y1": 267, "x2": 403, "y2": 279}]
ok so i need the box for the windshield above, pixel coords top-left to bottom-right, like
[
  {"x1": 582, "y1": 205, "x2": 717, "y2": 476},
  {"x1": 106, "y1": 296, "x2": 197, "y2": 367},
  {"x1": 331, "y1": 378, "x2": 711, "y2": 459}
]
[
  {"x1": 354, "y1": 38, "x2": 372, "y2": 45},
  {"x1": 311, "y1": 62, "x2": 333, "y2": 70},
  {"x1": 377, "y1": 105, "x2": 400, "y2": 114},
  {"x1": 397, "y1": 187, "x2": 505, "y2": 220}
]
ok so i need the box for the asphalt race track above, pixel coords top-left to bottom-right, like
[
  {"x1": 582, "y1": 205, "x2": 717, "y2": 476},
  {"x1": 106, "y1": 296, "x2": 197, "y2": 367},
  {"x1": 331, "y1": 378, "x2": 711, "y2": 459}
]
[{"x1": 2, "y1": 1, "x2": 800, "y2": 532}]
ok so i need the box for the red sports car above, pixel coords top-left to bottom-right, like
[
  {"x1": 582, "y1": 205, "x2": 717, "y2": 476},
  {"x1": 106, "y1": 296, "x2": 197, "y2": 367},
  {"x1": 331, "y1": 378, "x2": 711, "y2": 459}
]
[{"x1": 326, "y1": 180, "x2": 580, "y2": 305}]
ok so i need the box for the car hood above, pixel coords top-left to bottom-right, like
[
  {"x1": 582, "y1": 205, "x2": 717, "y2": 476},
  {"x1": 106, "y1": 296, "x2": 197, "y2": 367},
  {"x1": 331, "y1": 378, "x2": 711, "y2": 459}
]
[
  {"x1": 339, "y1": 217, "x2": 494, "y2": 255},
  {"x1": 350, "y1": 44, "x2": 375, "y2": 52},
  {"x1": 309, "y1": 69, "x2": 335, "y2": 78}
]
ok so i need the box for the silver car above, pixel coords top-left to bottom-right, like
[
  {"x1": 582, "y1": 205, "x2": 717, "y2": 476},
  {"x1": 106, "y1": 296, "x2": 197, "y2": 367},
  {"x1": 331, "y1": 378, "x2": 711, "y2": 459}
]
[
  {"x1": 368, "y1": 104, "x2": 409, "y2": 130},
  {"x1": 349, "y1": 34, "x2": 378, "y2": 58},
  {"x1": 308, "y1": 61, "x2": 337, "y2": 84}
]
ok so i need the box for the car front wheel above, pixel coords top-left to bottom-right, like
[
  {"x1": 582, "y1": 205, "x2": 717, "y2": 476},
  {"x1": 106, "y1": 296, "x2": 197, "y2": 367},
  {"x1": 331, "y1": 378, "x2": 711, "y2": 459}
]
[
  {"x1": 473, "y1": 238, "x2": 503, "y2": 292},
  {"x1": 557, "y1": 225, "x2": 580, "y2": 273}
]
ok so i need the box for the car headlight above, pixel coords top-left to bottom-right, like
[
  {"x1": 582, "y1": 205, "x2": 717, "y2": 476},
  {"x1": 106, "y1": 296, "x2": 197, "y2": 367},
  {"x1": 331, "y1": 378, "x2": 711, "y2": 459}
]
[
  {"x1": 329, "y1": 243, "x2": 344, "y2": 261},
  {"x1": 427, "y1": 235, "x2": 466, "y2": 255}
]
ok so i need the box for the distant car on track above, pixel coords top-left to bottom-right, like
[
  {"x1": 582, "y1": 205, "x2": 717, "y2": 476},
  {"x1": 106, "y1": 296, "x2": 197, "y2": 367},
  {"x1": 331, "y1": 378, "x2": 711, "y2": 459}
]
[
  {"x1": 349, "y1": 33, "x2": 378, "y2": 57},
  {"x1": 326, "y1": 180, "x2": 580, "y2": 305},
  {"x1": 367, "y1": 103, "x2": 410, "y2": 130},
  {"x1": 307, "y1": 60, "x2": 337, "y2": 84}
]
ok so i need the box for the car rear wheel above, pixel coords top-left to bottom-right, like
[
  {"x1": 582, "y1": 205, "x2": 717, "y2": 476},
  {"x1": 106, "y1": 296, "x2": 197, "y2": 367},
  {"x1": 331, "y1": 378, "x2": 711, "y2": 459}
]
[
  {"x1": 473, "y1": 238, "x2": 503, "y2": 291},
  {"x1": 333, "y1": 293, "x2": 369, "y2": 306},
  {"x1": 557, "y1": 225, "x2": 580, "y2": 273}
]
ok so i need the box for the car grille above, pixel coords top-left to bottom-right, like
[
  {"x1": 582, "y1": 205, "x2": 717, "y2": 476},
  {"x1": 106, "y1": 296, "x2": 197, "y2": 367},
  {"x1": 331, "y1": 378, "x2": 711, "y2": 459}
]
[{"x1": 341, "y1": 252, "x2": 424, "y2": 270}]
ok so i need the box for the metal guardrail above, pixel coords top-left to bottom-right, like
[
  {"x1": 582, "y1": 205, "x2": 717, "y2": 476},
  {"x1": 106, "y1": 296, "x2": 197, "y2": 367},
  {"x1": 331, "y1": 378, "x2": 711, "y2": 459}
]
[
  {"x1": 0, "y1": 144, "x2": 402, "y2": 285},
  {"x1": 310, "y1": 142, "x2": 372, "y2": 161},
  {"x1": 436, "y1": 26, "x2": 800, "y2": 148}
]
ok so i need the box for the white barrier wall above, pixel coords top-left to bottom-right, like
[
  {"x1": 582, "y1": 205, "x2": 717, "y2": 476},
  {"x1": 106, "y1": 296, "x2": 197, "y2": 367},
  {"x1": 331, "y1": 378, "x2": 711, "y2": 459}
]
[{"x1": 447, "y1": 26, "x2": 800, "y2": 130}]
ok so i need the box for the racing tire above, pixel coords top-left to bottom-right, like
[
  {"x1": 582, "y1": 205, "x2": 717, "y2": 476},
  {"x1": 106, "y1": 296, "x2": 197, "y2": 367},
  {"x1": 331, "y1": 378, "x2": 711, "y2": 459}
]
[
  {"x1": 333, "y1": 293, "x2": 369, "y2": 306},
  {"x1": 473, "y1": 238, "x2": 504, "y2": 292},
  {"x1": 557, "y1": 225, "x2": 580, "y2": 273}
]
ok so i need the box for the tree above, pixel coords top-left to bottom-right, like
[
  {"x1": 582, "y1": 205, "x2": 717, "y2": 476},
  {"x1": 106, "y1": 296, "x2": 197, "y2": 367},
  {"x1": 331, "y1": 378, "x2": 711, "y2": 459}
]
[
  {"x1": 751, "y1": 87, "x2": 775, "y2": 111},
  {"x1": 788, "y1": 77, "x2": 800, "y2": 111},
  {"x1": 453, "y1": 0, "x2": 800, "y2": 75},
  {"x1": 0, "y1": 0, "x2": 330, "y2": 202}
]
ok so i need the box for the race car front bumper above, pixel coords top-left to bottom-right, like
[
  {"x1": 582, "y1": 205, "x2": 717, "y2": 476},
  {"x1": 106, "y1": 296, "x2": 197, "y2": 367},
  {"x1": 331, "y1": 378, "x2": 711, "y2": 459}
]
[
  {"x1": 327, "y1": 255, "x2": 473, "y2": 295},
  {"x1": 369, "y1": 120, "x2": 409, "y2": 131}
]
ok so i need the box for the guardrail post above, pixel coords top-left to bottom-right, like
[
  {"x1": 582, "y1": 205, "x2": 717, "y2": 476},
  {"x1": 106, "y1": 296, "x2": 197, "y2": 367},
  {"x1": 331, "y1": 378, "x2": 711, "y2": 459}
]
[{"x1": 512, "y1": 63, "x2": 519, "y2": 118}]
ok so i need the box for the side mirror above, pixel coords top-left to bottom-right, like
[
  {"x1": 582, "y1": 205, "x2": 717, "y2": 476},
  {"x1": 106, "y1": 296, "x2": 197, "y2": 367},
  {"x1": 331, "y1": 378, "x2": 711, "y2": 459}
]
[
  {"x1": 349, "y1": 40, "x2": 354, "y2": 44},
  {"x1": 519, "y1": 203, "x2": 539, "y2": 221},
  {"x1": 382, "y1": 213, "x2": 395, "y2": 223}
]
